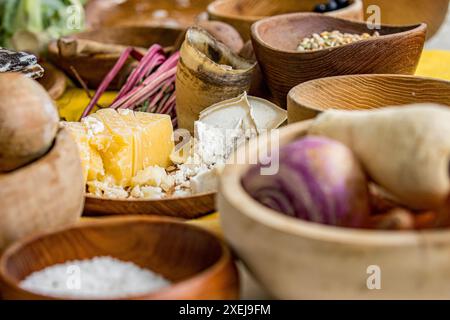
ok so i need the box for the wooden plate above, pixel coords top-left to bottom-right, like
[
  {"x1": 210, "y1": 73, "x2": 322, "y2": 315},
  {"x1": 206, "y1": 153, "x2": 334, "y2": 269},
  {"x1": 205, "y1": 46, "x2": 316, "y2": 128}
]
[
  {"x1": 48, "y1": 26, "x2": 183, "y2": 90},
  {"x1": 36, "y1": 62, "x2": 67, "y2": 100},
  {"x1": 84, "y1": 192, "x2": 216, "y2": 219},
  {"x1": 85, "y1": 0, "x2": 211, "y2": 29}
]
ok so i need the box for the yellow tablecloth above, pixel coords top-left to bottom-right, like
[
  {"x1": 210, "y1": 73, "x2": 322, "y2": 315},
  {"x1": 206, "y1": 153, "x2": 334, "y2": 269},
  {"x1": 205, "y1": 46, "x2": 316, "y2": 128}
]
[
  {"x1": 67, "y1": 49, "x2": 450, "y2": 232},
  {"x1": 416, "y1": 50, "x2": 450, "y2": 81}
]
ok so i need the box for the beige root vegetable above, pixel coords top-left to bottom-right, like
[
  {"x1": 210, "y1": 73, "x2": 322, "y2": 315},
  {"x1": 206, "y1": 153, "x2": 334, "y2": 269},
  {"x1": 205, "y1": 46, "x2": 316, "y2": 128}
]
[
  {"x1": 308, "y1": 104, "x2": 450, "y2": 210},
  {"x1": 0, "y1": 73, "x2": 59, "y2": 172}
]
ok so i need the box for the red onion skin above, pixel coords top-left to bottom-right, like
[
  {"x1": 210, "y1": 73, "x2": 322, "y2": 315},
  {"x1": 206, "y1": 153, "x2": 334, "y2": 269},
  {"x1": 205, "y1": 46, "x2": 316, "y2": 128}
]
[{"x1": 242, "y1": 136, "x2": 370, "y2": 228}]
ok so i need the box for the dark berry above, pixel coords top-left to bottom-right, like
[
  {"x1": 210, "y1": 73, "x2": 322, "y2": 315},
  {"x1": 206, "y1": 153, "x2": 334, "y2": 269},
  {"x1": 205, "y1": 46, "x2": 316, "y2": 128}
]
[
  {"x1": 313, "y1": 3, "x2": 328, "y2": 13},
  {"x1": 326, "y1": 0, "x2": 339, "y2": 11},
  {"x1": 336, "y1": 0, "x2": 350, "y2": 8}
]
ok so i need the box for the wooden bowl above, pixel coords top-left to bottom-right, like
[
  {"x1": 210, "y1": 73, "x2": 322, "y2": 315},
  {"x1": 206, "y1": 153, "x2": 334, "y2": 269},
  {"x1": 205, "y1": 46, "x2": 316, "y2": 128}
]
[
  {"x1": 362, "y1": 0, "x2": 449, "y2": 40},
  {"x1": 0, "y1": 216, "x2": 239, "y2": 300},
  {"x1": 84, "y1": 192, "x2": 216, "y2": 219},
  {"x1": 218, "y1": 121, "x2": 450, "y2": 299},
  {"x1": 251, "y1": 13, "x2": 427, "y2": 108},
  {"x1": 208, "y1": 0, "x2": 364, "y2": 41},
  {"x1": 288, "y1": 74, "x2": 450, "y2": 123},
  {"x1": 37, "y1": 62, "x2": 67, "y2": 100},
  {"x1": 0, "y1": 128, "x2": 84, "y2": 253},
  {"x1": 48, "y1": 26, "x2": 183, "y2": 90},
  {"x1": 85, "y1": 0, "x2": 211, "y2": 29}
]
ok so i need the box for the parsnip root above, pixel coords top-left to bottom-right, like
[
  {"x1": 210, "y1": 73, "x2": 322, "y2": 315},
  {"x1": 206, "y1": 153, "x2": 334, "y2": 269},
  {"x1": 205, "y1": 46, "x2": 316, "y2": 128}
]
[{"x1": 308, "y1": 104, "x2": 450, "y2": 209}]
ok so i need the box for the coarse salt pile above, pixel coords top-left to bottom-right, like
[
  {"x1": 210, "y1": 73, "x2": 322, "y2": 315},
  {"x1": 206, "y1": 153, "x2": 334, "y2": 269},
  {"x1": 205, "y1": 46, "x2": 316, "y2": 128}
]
[
  {"x1": 20, "y1": 256, "x2": 171, "y2": 299},
  {"x1": 297, "y1": 30, "x2": 380, "y2": 52}
]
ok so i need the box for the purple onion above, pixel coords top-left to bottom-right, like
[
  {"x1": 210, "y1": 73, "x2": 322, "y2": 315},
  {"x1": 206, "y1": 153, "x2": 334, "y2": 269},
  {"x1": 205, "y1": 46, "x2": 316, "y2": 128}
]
[{"x1": 242, "y1": 136, "x2": 370, "y2": 227}]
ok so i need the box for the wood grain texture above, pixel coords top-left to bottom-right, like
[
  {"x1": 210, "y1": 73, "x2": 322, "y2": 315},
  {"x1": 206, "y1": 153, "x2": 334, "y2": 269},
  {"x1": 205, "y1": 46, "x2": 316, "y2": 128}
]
[
  {"x1": 362, "y1": 0, "x2": 449, "y2": 40},
  {"x1": 84, "y1": 192, "x2": 216, "y2": 219},
  {"x1": 85, "y1": 0, "x2": 210, "y2": 29},
  {"x1": 218, "y1": 121, "x2": 450, "y2": 299},
  {"x1": 208, "y1": 0, "x2": 364, "y2": 41},
  {"x1": 0, "y1": 129, "x2": 84, "y2": 252},
  {"x1": 48, "y1": 26, "x2": 182, "y2": 90},
  {"x1": 37, "y1": 62, "x2": 67, "y2": 100},
  {"x1": 176, "y1": 27, "x2": 255, "y2": 133},
  {"x1": 288, "y1": 74, "x2": 450, "y2": 123},
  {"x1": 0, "y1": 216, "x2": 239, "y2": 300},
  {"x1": 251, "y1": 13, "x2": 427, "y2": 108}
]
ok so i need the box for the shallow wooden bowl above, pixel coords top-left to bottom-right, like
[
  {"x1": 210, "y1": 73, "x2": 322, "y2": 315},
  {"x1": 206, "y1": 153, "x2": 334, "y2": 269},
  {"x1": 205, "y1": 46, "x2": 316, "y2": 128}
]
[
  {"x1": 0, "y1": 216, "x2": 239, "y2": 300},
  {"x1": 48, "y1": 26, "x2": 183, "y2": 90},
  {"x1": 218, "y1": 121, "x2": 450, "y2": 299},
  {"x1": 84, "y1": 192, "x2": 216, "y2": 219},
  {"x1": 37, "y1": 62, "x2": 67, "y2": 100},
  {"x1": 251, "y1": 13, "x2": 427, "y2": 108},
  {"x1": 208, "y1": 0, "x2": 364, "y2": 41},
  {"x1": 85, "y1": 0, "x2": 211, "y2": 29},
  {"x1": 288, "y1": 74, "x2": 450, "y2": 123},
  {"x1": 362, "y1": 0, "x2": 449, "y2": 40},
  {"x1": 0, "y1": 129, "x2": 84, "y2": 253}
]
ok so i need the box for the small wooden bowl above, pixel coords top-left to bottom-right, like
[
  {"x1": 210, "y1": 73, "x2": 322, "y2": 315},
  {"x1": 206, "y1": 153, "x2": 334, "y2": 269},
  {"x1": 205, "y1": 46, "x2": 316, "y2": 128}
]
[
  {"x1": 84, "y1": 192, "x2": 216, "y2": 219},
  {"x1": 219, "y1": 122, "x2": 450, "y2": 299},
  {"x1": 288, "y1": 74, "x2": 450, "y2": 123},
  {"x1": 251, "y1": 13, "x2": 427, "y2": 108},
  {"x1": 208, "y1": 0, "x2": 364, "y2": 41},
  {"x1": 85, "y1": 0, "x2": 211, "y2": 29},
  {"x1": 0, "y1": 129, "x2": 84, "y2": 253},
  {"x1": 362, "y1": 0, "x2": 449, "y2": 40},
  {"x1": 37, "y1": 62, "x2": 67, "y2": 100},
  {"x1": 48, "y1": 26, "x2": 183, "y2": 90},
  {"x1": 0, "y1": 216, "x2": 239, "y2": 300}
]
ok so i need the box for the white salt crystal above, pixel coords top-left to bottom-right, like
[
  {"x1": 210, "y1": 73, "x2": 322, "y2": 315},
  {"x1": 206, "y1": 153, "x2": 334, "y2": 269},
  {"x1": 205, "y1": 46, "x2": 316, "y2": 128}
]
[{"x1": 20, "y1": 256, "x2": 171, "y2": 299}]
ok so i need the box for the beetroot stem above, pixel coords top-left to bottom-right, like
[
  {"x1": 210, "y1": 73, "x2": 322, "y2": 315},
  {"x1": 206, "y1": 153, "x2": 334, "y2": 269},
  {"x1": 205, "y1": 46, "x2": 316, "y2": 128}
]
[{"x1": 81, "y1": 47, "x2": 135, "y2": 119}]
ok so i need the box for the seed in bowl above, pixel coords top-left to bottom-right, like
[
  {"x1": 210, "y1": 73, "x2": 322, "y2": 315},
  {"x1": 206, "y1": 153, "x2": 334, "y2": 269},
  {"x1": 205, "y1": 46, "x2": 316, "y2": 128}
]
[
  {"x1": 20, "y1": 256, "x2": 171, "y2": 299},
  {"x1": 297, "y1": 30, "x2": 380, "y2": 52}
]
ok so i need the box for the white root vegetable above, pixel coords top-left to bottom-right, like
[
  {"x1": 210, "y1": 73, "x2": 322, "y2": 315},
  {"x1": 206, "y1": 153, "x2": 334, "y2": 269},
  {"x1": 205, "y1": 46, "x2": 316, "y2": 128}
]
[{"x1": 308, "y1": 104, "x2": 450, "y2": 210}]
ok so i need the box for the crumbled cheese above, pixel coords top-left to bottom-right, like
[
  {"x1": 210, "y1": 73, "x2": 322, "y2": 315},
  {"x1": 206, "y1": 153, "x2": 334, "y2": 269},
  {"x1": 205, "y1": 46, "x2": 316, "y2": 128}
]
[{"x1": 81, "y1": 116, "x2": 105, "y2": 137}]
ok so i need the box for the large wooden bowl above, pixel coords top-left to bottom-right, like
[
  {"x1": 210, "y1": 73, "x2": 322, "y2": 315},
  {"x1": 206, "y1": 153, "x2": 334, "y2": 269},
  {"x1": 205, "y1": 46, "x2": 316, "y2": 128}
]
[
  {"x1": 85, "y1": 0, "x2": 211, "y2": 29},
  {"x1": 362, "y1": 0, "x2": 449, "y2": 40},
  {"x1": 218, "y1": 121, "x2": 450, "y2": 299},
  {"x1": 208, "y1": 0, "x2": 364, "y2": 41},
  {"x1": 84, "y1": 192, "x2": 216, "y2": 219},
  {"x1": 288, "y1": 74, "x2": 450, "y2": 123},
  {"x1": 0, "y1": 129, "x2": 84, "y2": 253},
  {"x1": 0, "y1": 216, "x2": 239, "y2": 300},
  {"x1": 48, "y1": 26, "x2": 183, "y2": 90},
  {"x1": 251, "y1": 13, "x2": 427, "y2": 108}
]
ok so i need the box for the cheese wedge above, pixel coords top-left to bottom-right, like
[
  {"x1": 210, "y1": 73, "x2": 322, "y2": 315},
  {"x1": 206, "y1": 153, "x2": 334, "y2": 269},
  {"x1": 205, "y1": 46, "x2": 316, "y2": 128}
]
[
  {"x1": 63, "y1": 109, "x2": 175, "y2": 188},
  {"x1": 134, "y1": 112, "x2": 174, "y2": 169},
  {"x1": 61, "y1": 122, "x2": 90, "y2": 183},
  {"x1": 92, "y1": 109, "x2": 135, "y2": 186}
]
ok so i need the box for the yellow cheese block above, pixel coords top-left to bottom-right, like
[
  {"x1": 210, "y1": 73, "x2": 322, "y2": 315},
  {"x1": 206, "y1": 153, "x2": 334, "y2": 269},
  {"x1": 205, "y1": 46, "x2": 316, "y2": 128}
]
[
  {"x1": 62, "y1": 122, "x2": 105, "y2": 184},
  {"x1": 135, "y1": 112, "x2": 175, "y2": 169},
  {"x1": 63, "y1": 109, "x2": 175, "y2": 188},
  {"x1": 92, "y1": 109, "x2": 135, "y2": 186},
  {"x1": 61, "y1": 122, "x2": 90, "y2": 183}
]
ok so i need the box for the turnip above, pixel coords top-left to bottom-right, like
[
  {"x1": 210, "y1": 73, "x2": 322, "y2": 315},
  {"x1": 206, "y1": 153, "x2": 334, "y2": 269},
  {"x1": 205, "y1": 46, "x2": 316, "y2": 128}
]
[{"x1": 242, "y1": 136, "x2": 370, "y2": 227}]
